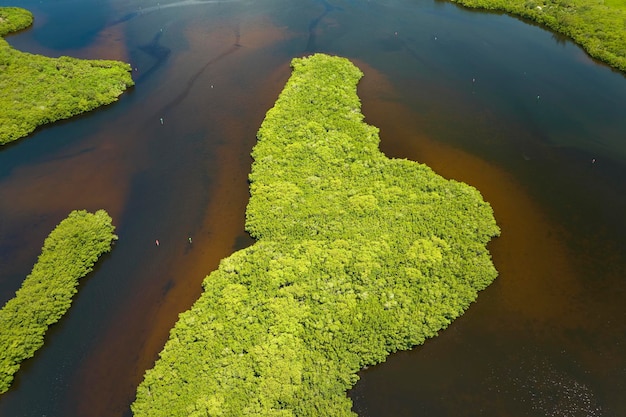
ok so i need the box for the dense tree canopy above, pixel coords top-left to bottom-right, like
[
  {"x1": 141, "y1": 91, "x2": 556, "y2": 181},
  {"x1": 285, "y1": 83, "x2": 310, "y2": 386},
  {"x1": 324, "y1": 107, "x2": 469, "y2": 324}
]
[
  {"x1": 133, "y1": 54, "x2": 500, "y2": 416},
  {"x1": 0, "y1": 210, "x2": 117, "y2": 394},
  {"x1": 448, "y1": 0, "x2": 626, "y2": 73},
  {"x1": 0, "y1": 7, "x2": 32, "y2": 37},
  {"x1": 0, "y1": 7, "x2": 134, "y2": 145}
]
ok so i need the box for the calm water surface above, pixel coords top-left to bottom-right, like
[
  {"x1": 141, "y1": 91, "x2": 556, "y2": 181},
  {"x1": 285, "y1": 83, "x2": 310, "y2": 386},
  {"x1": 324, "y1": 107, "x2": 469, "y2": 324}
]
[{"x1": 0, "y1": 0, "x2": 625, "y2": 416}]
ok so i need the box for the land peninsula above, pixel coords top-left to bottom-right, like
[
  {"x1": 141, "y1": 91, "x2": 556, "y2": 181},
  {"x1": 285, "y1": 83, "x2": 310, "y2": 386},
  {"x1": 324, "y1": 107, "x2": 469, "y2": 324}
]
[
  {"x1": 0, "y1": 210, "x2": 117, "y2": 394},
  {"x1": 0, "y1": 7, "x2": 134, "y2": 145},
  {"x1": 132, "y1": 54, "x2": 500, "y2": 416},
  {"x1": 448, "y1": 0, "x2": 626, "y2": 73}
]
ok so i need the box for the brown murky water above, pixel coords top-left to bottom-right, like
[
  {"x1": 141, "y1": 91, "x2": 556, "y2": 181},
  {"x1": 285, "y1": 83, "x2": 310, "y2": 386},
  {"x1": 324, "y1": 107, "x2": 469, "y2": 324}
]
[
  {"x1": 70, "y1": 23, "x2": 296, "y2": 416},
  {"x1": 352, "y1": 56, "x2": 625, "y2": 417},
  {"x1": 1, "y1": 0, "x2": 625, "y2": 416}
]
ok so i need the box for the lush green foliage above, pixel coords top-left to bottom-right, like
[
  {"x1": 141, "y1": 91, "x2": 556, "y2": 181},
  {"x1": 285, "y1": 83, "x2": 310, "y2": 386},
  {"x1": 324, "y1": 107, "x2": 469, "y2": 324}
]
[
  {"x1": 132, "y1": 54, "x2": 500, "y2": 416},
  {"x1": 0, "y1": 7, "x2": 33, "y2": 37},
  {"x1": 448, "y1": 0, "x2": 626, "y2": 73},
  {"x1": 0, "y1": 210, "x2": 117, "y2": 394},
  {"x1": 0, "y1": 7, "x2": 134, "y2": 145}
]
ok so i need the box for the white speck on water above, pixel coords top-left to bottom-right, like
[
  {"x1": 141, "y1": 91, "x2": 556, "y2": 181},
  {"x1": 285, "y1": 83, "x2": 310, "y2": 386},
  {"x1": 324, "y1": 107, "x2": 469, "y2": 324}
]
[{"x1": 486, "y1": 356, "x2": 603, "y2": 417}]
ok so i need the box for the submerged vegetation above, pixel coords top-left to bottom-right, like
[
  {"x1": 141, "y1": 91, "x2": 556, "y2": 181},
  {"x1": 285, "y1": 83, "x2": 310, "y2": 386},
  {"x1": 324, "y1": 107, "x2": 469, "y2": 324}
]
[
  {"x1": 132, "y1": 54, "x2": 500, "y2": 416},
  {"x1": 0, "y1": 7, "x2": 134, "y2": 145},
  {"x1": 0, "y1": 210, "x2": 117, "y2": 394},
  {"x1": 447, "y1": 0, "x2": 626, "y2": 72}
]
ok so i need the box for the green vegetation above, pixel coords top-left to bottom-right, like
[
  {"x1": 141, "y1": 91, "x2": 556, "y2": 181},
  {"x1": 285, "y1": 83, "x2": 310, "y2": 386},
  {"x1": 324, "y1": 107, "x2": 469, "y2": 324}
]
[
  {"x1": 447, "y1": 0, "x2": 626, "y2": 73},
  {"x1": 0, "y1": 7, "x2": 32, "y2": 37},
  {"x1": 133, "y1": 54, "x2": 499, "y2": 416},
  {"x1": 0, "y1": 7, "x2": 134, "y2": 145},
  {"x1": 0, "y1": 210, "x2": 117, "y2": 394}
]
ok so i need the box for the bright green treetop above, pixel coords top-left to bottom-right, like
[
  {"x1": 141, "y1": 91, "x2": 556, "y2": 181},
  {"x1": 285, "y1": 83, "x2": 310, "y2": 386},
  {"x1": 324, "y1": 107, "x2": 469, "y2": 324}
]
[
  {"x1": 0, "y1": 7, "x2": 33, "y2": 37},
  {"x1": 0, "y1": 7, "x2": 134, "y2": 145},
  {"x1": 132, "y1": 54, "x2": 500, "y2": 416},
  {"x1": 0, "y1": 209, "x2": 117, "y2": 394}
]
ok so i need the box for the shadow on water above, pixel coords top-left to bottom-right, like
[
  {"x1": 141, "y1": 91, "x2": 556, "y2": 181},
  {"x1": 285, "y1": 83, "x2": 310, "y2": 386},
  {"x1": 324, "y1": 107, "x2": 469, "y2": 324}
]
[
  {"x1": 305, "y1": 0, "x2": 341, "y2": 52},
  {"x1": 0, "y1": 89, "x2": 134, "y2": 180},
  {"x1": 233, "y1": 231, "x2": 256, "y2": 252},
  {"x1": 135, "y1": 31, "x2": 171, "y2": 83}
]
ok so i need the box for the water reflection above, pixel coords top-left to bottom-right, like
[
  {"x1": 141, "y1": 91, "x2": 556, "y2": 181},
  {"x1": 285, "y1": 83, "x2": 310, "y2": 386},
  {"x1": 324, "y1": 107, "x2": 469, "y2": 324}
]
[{"x1": 0, "y1": 0, "x2": 625, "y2": 416}]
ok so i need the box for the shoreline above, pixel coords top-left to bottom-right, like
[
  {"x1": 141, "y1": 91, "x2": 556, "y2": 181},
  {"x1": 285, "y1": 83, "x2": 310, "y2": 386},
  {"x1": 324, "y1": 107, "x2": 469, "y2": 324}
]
[
  {"x1": 0, "y1": 7, "x2": 134, "y2": 146},
  {"x1": 446, "y1": 0, "x2": 626, "y2": 74}
]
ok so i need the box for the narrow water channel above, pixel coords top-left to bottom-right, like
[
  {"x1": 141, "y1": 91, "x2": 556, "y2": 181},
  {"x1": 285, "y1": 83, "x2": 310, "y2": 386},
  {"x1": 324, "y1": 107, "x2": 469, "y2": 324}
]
[{"x1": 0, "y1": 0, "x2": 624, "y2": 416}]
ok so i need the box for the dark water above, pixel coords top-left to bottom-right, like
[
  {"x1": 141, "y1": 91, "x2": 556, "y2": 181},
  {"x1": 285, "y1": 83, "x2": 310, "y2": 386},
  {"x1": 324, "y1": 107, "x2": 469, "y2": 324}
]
[{"x1": 0, "y1": 0, "x2": 625, "y2": 416}]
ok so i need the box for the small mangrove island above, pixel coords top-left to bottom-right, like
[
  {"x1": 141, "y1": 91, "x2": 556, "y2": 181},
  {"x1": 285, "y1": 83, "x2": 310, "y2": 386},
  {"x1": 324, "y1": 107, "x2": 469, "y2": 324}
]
[
  {"x1": 0, "y1": 209, "x2": 117, "y2": 394},
  {"x1": 448, "y1": 0, "x2": 626, "y2": 73},
  {"x1": 132, "y1": 54, "x2": 500, "y2": 416},
  {"x1": 0, "y1": 7, "x2": 134, "y2": 145}
]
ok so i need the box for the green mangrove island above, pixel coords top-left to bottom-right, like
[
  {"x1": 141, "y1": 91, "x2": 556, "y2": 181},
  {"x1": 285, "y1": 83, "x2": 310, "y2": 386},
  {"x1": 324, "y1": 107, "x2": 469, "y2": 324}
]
[
  {"x1": 0, "y1": 7, "x2": 134, "y2": 145},
  {"x1": 0, "y1": 209, "x2": 117, "y2": 394},
  {"x1": 132, "y1": 54, "x2": 500, "y2": 416},
  {"x1": 448, "y1": 0, "x2": 626, "y2": 73}
]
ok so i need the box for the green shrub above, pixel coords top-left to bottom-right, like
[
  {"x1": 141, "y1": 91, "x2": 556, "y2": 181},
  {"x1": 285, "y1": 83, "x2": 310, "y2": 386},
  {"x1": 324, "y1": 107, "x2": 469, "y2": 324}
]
[
  {"x1": 447, "y1": 0, "x2": 626, "y2": 73},
  {"x1": 0, "y1": 7, "x2": 134, "y2": 145},
  {"x1": 0, "y1": 209, "x2": 117, "y2": 394},
  {"x1": 0, "y1": 7, "x2": 33, "y2": 36},
  {"x1": 132, "y1": 54, "x2": 500, "y2": 416}
]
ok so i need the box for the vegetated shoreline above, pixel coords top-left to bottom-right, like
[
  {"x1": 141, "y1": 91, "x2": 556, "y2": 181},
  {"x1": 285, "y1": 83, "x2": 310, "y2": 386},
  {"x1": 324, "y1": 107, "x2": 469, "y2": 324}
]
[
  {"x1": 0, "y1": 7, "x2": 134, "y2": 146},
  {"x1": 0, "y1": 209, "x2": 117, "y2": 395},
  {"x1": 0, "y1": 6, "x2": 31, "y2": 37},
  {"x1": 132, "y1": 54, "x2": 500, "y2": 416},
  {"x1": 447, "y1": 0, "x2": 626, "y2": 73}
]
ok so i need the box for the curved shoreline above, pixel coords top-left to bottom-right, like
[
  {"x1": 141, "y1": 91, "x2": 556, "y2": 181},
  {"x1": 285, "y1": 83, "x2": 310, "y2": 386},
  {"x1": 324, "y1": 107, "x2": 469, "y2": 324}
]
[
  {"x1": 0, "y1": 210, "x2": 117, "y2": 394},
  {"x1": 0, "y1": 7, "x2": 134, "y2": 146},
  {"x1": 132, "y1": 54, "x2": 500, "y2": 416},
  {"x1": 447, "y1": 0, "x2": 626, "y2": 73},
  {"x1": 0, "y1": 7, "x2": 32, "y2": 37}
]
